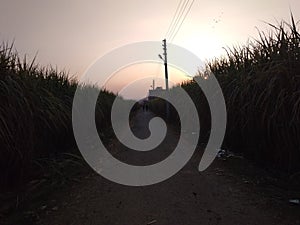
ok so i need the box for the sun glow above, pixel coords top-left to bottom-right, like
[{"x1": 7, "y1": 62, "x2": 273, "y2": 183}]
[{"x1": 105, "y1": 62, "x2": 192, "y2": 100}]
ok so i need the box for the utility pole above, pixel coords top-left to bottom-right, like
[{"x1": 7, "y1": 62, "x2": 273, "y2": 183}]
[
  {"x1": 162, "y1": 39, "x2": 169, "y2": 92},
  {"x1": 162, "y1": 39, "x2": 170, "y2": 119}
]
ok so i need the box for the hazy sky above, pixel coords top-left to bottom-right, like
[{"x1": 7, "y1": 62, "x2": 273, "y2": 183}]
[{"x1": 1, "y1": 0, "x2": 300, "y2": 99}]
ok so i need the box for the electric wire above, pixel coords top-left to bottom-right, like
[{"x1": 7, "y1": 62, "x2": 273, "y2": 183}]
[
  {"x1": 167, "y1": 0, "x2": 190, "y2": 40},
  {"x1": 169, "y1": 0, "x2": 195, "y2": 42},
  {"x1": 165, "y1": 0, "x2": 187, "y2": 39}
]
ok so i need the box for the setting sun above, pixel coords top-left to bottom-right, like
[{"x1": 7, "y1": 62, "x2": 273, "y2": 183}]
[{"x1": 1, "y1": 0, "x2": 300, "y2": 224}]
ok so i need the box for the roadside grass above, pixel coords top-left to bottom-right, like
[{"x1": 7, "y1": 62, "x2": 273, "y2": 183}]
[
  {"x1": 0, "y1": 42, "x2": 117, "y2": 191},
  {"x1": 151, "y1": 14, "x2": 300, "y2": 174}
]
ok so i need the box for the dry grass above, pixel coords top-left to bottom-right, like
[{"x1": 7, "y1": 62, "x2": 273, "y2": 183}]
[
  {"x1": 152, "y1": 14, "x2": 300, "y2": 173},
  {"x1": 0, "y1": 42, "x2": 116, "y2": 190}
]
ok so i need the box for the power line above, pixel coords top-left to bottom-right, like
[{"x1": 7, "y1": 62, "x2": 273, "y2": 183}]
[
  {"x1": 166, "y1": 0, "x2": 190, "y2": 40},
  {"x1": 165, "y1": 0, "x2": 185, "y2": 38},
  {"x1": 167, "y1": 0, "x2": 190, "y2": 41},
  {"x1": 165, "y1": 0, "x2": 189, "y2": 40},
  {"x1": 169, "y1": 0, "x2": 195, "y2": 42}
]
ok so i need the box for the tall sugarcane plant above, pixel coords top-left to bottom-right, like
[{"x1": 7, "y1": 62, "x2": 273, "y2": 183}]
[
  {"x1": 0, "y1": 42, "x2": 116, "y2": 189},
  {"x1": 151, "y1": 14, "x2": 300, "y2": 173}
]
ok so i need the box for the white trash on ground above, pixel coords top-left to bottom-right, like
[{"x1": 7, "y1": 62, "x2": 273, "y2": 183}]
[
  {"x1": 217, "y1": 149, "x2": 243, "y2": 159},
  {"x1": 289, "y1": 199, "x2": 300, "y2": 205}
]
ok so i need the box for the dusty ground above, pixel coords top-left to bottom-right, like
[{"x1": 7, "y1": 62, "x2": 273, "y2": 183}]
[{"x1": 2, "y1": 110, "x2": 300, "y2": 225}]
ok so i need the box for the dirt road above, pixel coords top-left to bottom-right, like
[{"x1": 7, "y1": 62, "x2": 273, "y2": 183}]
[{"x1": 8, "y1": 110, "x2": 300, "y2": 225}]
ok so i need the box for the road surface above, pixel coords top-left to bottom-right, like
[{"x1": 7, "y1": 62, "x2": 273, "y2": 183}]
[{"x1": 27, "y1": 110, "x2": 300, "y2": 224}]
